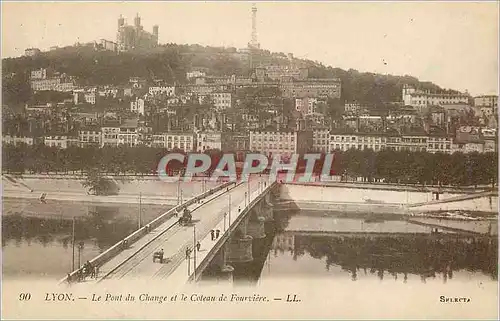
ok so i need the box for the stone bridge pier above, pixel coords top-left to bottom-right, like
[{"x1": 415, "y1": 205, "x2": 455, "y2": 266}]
[
  {"x1": 211, "y1": 245, "x2": 235, "y2": 284},
  {"x1": 204, "y1": 188, "x2": 276, "y2": 282},
  {"x1": 226, "y1": 197, "x2": 274, "y2": 265}
]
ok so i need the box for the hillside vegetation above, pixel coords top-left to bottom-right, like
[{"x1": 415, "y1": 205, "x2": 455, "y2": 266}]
[{"x1": 2, "y1": 43, "x2": 459, "y2": 108}]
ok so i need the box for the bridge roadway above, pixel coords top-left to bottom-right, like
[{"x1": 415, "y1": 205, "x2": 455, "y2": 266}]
[{"x1": 95, "y1": 178, "x2": 261, "y2": 286}]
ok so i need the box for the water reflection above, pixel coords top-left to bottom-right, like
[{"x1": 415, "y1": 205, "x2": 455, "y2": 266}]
[
  {"x1": 2, "y1": 202, "x2": 170, "y2": 278},
  {"x1": 271, "y1": 233, "x2": 498, "y2": 283}
]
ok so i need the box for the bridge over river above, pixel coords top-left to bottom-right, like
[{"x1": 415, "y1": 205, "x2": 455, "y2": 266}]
[
  {"x1": 61, "y1": 175, "x2": 277, "y2": 288},
  {"x1": 60, "y1": 178, "x2": 496, "y2": 288}
]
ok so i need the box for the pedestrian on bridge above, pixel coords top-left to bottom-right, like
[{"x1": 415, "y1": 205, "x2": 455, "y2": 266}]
[
  {"x1": 216, "y1": 229, "x2": 220, "y2": 239},
  {"x1": 196, "y1": 242, "x2": 201, "y2": 251},
  {"x1": 210, "y1": 230, "x2": 215, "y2": 240}
]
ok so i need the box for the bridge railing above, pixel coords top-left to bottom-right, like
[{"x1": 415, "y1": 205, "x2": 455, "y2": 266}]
[{"x1": 59, "y1": 180, "x2": 236, "y2": 284}]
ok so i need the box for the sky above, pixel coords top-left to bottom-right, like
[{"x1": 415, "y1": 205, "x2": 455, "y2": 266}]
[{"x1": 2, "y1": 1, "x2": 499, "y2": 96}]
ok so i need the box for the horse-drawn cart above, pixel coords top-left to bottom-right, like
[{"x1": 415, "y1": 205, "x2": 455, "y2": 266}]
[
  {"x1": 178, "y1": 207, "x2": 192, "y2": 226},
  {"x1": 153, "y1": 250, "x2": 164, "y2": 263}
]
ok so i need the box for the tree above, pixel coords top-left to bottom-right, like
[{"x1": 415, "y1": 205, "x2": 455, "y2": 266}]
[{"x1": 81, "y1": 168, "x2": 115, "y2": 195}]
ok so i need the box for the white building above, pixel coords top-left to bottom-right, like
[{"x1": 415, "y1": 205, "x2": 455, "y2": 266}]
[
  {"x1": 30, "y1": 68, "x2": 47, "y2": 79},
  {"x1": 426, "y1": 135, "x2": 454, "y2": 154},
  {"x1": 330, "y1": 133, "x2": 387, "y2": 152},
  {"x1": 312, "y1": 129, "x2": 330, "y2": 152},
  {"x1": 25, "y1": 48, "x2": 41, "y2": 57},
  {"x1": 130, "y1": 98, "x2": 145, "y2": 115},
  {"x1": 203, "y1": 92, "x2": 232, "y2": 110},
  {"x1": 187, "y1": 71, "x2": 206, "y2": 80},
  {"x1": 344, "y1": 102, "x2": 362, "y2": 114},
  {"x1": 295, "y1": 97, "x2": 318, "y2": 115},
  {"x1": 402, "y1": 85, "x2": 470, "y2": 111},
  {"x1": 44, "y1": 136, "x2": 79, "y2": 149},
  {"x1": 98, "y1": 87, "x2": 119, "y2": 98},
  {"x1": 74, "y1": 90, "x2": 98, "y2": 105},
  {"x1": 118, "y1": 120, "x2": 139, "y2": 147},
  {"x1": 2, "y1": 135, "x2": 35, "y2": 146},
  {"x1": 148, "y1": 86, "x2": 176, "y2": 96},
  {"x1": 249, "y1": 130, "x2": 312, "y2": 156},
  {"x1": 101, "y1": 126, "x2": 120, "y2": 147},
  {"x1": 453, "y1": 142, "x2": 485, "y2": 154},
  {"x1": 31, "y1": 77, "x2": 75, "y2": 92},
  {"x1": 474, "y1": 95, "x2": 498, "y2": 116},
  {"x1": 78, "y1": 129, "x2": 102, "y2": 147},
  {"x1": 152, "y1": 132, "x2": 195, "y2": 152},
  {"x1": 196, "y1": 132, "x2": 222, "y2": 152}
]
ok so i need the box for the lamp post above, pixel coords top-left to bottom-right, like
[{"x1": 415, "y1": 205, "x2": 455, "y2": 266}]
[
  {"x1": 71, "y1": 217, "x2": 75, "y2": 272},
  {"x1": 177, "y1": 180, "x2": 181, "y2": 205},
  {"x1": 223, "y1": 212, "x2": 227, "y2": 231},
  {"x1": 78, "y1": 241, "x2": 84, "y2": 268},
  {"x1": 247, "y1": 179, "x2": 250, "y2": 201},
  {"x1": 138, "y1": 192, "x2": 142, "y2": 229},
  {"x1": 186, "y1": 248, "x2": 191, "y2": 276},
  {"x1": 193, "y1": 225, "x2": 197, "y2": 281},
  {"x1": 228, "y1": 193, "x2": 232, "y2": 230}
]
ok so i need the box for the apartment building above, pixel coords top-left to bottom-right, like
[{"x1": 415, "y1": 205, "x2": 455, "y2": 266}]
[
  {"x1": 2, "y1": 135, "x2": 36, "y2": 146},
  {"x1": 402, "y1": 85, "x2": 470, "y2": 111},
  {"x1": 78, "y1": 128, "x2": 102, "y2": 147},
  {"x1": 197, "y1": 132, "x2": 222, "y2": 152},
  {"x1": 44, "y1": 136, "x2": 79, "y2": 149},
  {"x1": 295, "y1": 97, "x2": 318, "y2": 115},
  {"x1": 130, "y1": 98, "x2": 145, "y2": 115},
  {"x1": 249, "y1": 130, "x2": 312, "y2": 156},
  {"x1": 312, "y1": 129, "x2": 330, "y2": 152},
  {"x1": 330, "y1": 133, "x2": 387, "y2": 152},
  {"x1": 280, "y1": 79, "x2": 341, "y2": 99},
  {"x1": 149, "y1": 86, "x2": 176, "y2": 96},
  {"x1": 426, "y1": 135, "x2": 454, "y2": 154},
  {"x1": 474, "y1": 95, "x2": 498, "y2": 116},
  {"x1": 101, "y1": 123, "x2": 121, "y2": 147},
  {"x1": 152, "y1": 132, "x2": 195, "y2": 152}
]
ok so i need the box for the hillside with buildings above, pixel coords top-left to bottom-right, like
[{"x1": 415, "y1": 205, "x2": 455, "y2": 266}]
[
  {"x1": 3, "y1": 42, "x2": 458, "y2": 109},
  {"x1": 1, "y1": 7, "x2": 498, "y2": 188}
]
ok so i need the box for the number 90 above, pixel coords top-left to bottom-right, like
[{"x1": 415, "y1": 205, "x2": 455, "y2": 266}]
[{"x1": 19, "y1": 293, "x2": 31, "y2": 301}]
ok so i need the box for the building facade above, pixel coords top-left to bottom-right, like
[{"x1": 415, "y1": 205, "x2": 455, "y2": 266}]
[
  {"x1": 2, "y1": 135, "x2": 36, "y2": 146},
  {"x1": 196, "y1": 132, "x2": 222, "y2": 152},
  {"x1": 25, "y1": 48, "x2": 41, "y2": 57},
  {"x1": 474, "y1": 95, "x2": 498, "y2": 116},
  {"x1": 280, "y1": 79, "x2": 341, "y2": 99},
  {"x1": 295, "y1": 97, "x2": 318, "y2": 115},
  {"x1": 255, "y1": 65, "x2": 308, "y2": 82},
  {"x1": 402, "y1": 85, "x2": 470, "y2": 111},
  {"x1": 116, "y1": 14, "x2": 158, "y2": 51},
  {"x1": 249, "y1": 130, "x2": 312, "y2": 156},
  {"x1": 101, "y1": 126, "x2": 120, "y2": 147},
  {"x1": 312, "y1": 129, "x2": 330, "y2": 152},
  {"x1": 330, "y1": 133, "x2": 387, "y2": 152},
  {"x1": 78, "y1": 129, "x2": 102, "y2": 147},
  {"x1": 44, "y1": 136, "x2": 79, "y2": 149},
  {"x1": 130, "y1": 98, "x2": 145, "y2": 115},
  {"x1": 148, "y1": 86, "x2": 176, "y2": 97},
  {"x1": 152, "y1": 132, "x2": 195, "y2": 152}
]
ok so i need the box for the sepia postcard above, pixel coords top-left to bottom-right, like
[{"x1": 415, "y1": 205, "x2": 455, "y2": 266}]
[{"x1": 1, "y1": 1, "x2": 499, "y2": 319}]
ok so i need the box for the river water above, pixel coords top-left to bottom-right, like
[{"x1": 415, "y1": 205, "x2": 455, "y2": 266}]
[
  {"x1": 2, "y1": 198, "x2": 171, "y2": 279},
  {"x1": 2, "y1": 198, "x2": 498, "y2": 290},
  {"x1": 223, "y1": 210, "x2": 498, "y2": 291}
]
